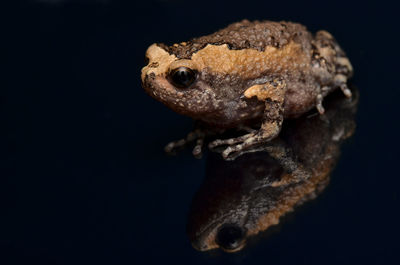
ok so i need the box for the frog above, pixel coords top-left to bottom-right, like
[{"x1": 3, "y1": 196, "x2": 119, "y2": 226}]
[
  {"x1": 141, "y1": 19, "x2": 353, "y2": 160},
  {"x1": 186, "y1": 87, "x2": 358, "y2": 252}
]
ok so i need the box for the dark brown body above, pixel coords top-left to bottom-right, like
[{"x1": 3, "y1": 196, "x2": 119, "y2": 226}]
[{"x1": 142, "y1": 20, "x2": 354, "y2": 159}]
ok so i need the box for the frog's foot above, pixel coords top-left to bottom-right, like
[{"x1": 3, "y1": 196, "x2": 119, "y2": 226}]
[
  {"x1": 209, "y1": 132, "x2": 271, "y2": 160},
  {"x1": 210, "y1": 121, "x2": 282, "y2": 160},
  {"x1": 208, "y1": 132, "x2": 255, "y2": 149},
  {"x1": 208, "y1": 126, "x2": 257, "y2": 152},
  {"x1": 165, "y1": 129, "x2": 206, "y2": 158}
]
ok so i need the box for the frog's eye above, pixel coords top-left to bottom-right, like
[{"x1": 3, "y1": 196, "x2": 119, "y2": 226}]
[
  {"x1": 169, "y1": 67, "x2": 196, "y2": 88},
  {"x1": 216, "y1": 224, "x2": 246, "y2": 252}
]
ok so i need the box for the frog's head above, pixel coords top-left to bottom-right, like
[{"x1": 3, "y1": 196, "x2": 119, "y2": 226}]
[
  {"x1": 141, "y1": 43, "x2": 263, "y2": 128},
  {"x1": 141, "y1": 44, "x2": 217, "y2": 119}
]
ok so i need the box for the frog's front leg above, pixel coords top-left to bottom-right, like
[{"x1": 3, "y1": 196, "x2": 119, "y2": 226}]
[
  {"x1": 218, "y1": 99, "x2": 284, "y2": 160},
  {"x1": 209, "y1": 79, "x2": 286, "y2": 160}
]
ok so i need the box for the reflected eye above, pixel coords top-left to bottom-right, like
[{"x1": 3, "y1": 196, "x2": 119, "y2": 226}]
[
  {"x1": 216, "y1": 224, "x2": 246, "y2": 251},
  {"x1": 169, "y1": 67, "x2": 196, "y2": 88}
]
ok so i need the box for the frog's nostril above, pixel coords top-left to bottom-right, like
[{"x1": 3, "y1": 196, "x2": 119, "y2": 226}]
[{"x1": 216, "y1": 224, "x2": 246, "y2": 252}]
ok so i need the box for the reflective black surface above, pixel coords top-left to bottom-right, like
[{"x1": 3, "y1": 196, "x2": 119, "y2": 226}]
[
  {"x1": 187, "y1": 89, "x2": 358, "y2": 252},
  {"x1": 2, "y1": 0, "x2": 400, "y2": 264}
]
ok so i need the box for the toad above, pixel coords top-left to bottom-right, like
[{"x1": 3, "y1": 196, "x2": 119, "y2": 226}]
[{"x1": 141, "y1": 20, "x2": 353, "y2": 160}]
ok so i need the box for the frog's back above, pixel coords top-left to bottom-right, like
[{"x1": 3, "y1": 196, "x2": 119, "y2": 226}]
[
  {"x1": 154, "y1": 20, "x2": 353, "y2": 119},
  {"x1": 158, "y1": 20, "x2": 313, "y2": 59}
]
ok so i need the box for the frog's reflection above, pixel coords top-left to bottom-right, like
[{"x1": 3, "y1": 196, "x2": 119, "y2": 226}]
[{"x1": 187, "y1": 88, "x2": 358, "y2": 252}]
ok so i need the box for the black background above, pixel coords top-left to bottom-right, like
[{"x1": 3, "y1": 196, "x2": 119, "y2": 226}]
[{"x1": 2, "y1": 0, "x2": 399, "y2": 264}]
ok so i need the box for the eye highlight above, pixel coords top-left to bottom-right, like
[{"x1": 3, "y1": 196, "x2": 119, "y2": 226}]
[
  {"x1": 216, "y1": 224, "x2": 246, "y2": 252},
  {"x1": 169, "y1": 67, "x2": 196, "y2": 88}
]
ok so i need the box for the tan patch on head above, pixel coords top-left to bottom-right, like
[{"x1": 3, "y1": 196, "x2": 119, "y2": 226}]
[
  {"x1": 141, "y1": 44, "x2": 177, "y2": 82},
  {"x1": 142, "y1": 41, "x2": 309, "y2": 90},
  {"x1": 141, "y1": 44, "x2": 202, "y2": 83},
  {"x1": 191, "y1": 41, "x2": 309, "y2": 79},
  {"x1": 168, "y1": 59, "x2": 198, "y2": 72},
  {"x1": 141, "y1": 41, "x2": 309, "y2": 94}
]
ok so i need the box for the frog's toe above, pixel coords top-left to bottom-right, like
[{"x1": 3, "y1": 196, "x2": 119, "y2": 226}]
[
  {"x1": 221, "y1": 144, "x2": 246, "y2": 160},
  {"x1": 192, "y1": 138, "x2": 204, "y2": 158},
  {"x1": 316, "y1": 94, "x2": 325, "y2": 114},
  {"x1": 208, "y1": 132, "x2": 256, "y2": 150},
  {"x1": 209, "y1": 138, "x2": 238, "y2": 149},
  {"x1": 340, "y1": 83, "x2": 352, "y2": 98},
  {"x1": 164, "y1": 139, "x2": 187, "y2": 154},
  {"x1": 334, "y1": 74, "x2": 352, "y2": 98}
]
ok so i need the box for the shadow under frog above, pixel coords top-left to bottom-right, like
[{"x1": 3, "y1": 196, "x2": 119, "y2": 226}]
[{"x1": 186, "y1": 87, "x2": 358, "y2": 252}]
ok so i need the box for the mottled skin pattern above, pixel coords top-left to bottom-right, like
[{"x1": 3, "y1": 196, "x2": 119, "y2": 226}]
[
  {"x1": 187, "y1": 88, "x2": 358, "y2": 252},
  {"x1": 141, "y1": 20, "x2": 353, "y2": 159}
]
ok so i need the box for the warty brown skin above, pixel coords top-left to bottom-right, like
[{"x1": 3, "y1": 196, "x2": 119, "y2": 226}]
[
  {"x1": 141, "y1": 20, "x2": 353, "y2": 160},
  {"x1": 187, "y1": 88, "x2": 358, "y2": 252}
]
